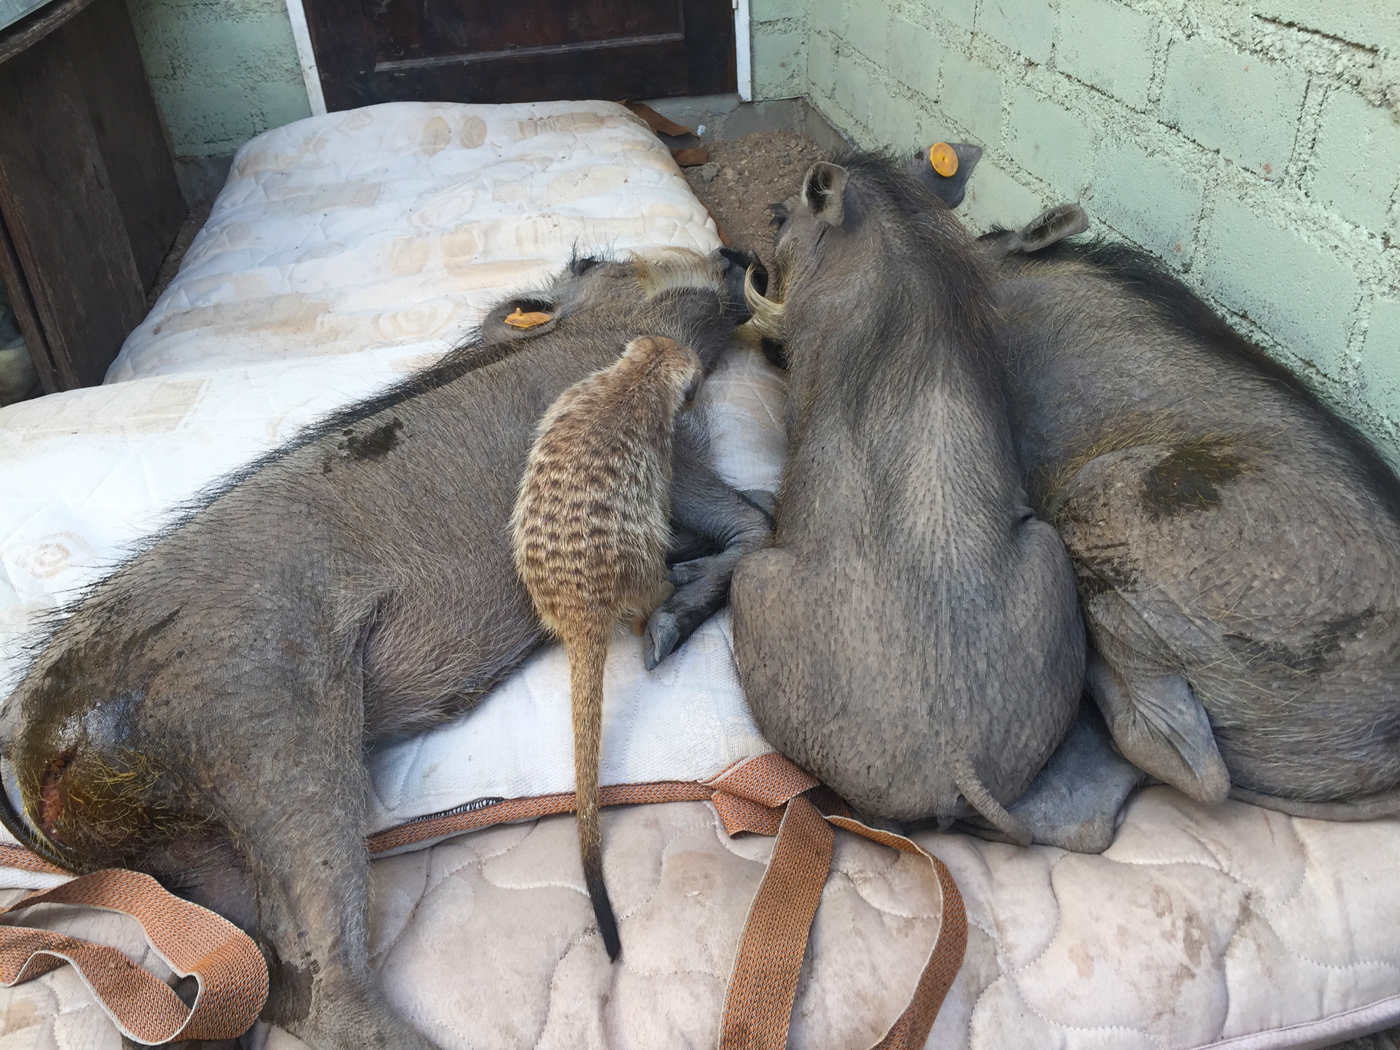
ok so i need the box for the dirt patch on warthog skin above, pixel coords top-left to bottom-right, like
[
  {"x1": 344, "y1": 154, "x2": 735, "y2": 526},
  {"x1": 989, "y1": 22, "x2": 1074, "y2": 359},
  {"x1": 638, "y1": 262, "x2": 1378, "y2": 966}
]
[
  {"x1": 341, "y1": 417, "x2": 404, "y2": 460},
  {"x1": 1141, "y1": 439, "x2": 1249, "y2": 519},
  {"x1": 1223, "y1": 606, "x2": 1385, "y2": 677}
]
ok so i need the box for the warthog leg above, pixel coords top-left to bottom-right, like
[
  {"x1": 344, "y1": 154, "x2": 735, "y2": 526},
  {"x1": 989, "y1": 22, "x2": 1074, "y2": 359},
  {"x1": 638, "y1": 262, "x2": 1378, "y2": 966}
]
[
  {"x1": 1086, "y1": 651, "x2": 1230, "y2": 805},
  {"x1": 192, "y1": 668, "x2": 440, "y2": 1050},
  {"x1": 644, "y1": 428, "x2": 775, "y2": 669}
]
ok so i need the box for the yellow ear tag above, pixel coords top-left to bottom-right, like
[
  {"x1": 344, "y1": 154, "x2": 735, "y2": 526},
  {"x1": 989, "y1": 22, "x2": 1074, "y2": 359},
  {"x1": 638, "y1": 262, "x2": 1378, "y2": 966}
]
[
  {"x1": 929, "y1": 142, "x2": 959, "y2": 178},
  {"x1": 504, "y1": 308, "x2": 553, "y2": 329}
]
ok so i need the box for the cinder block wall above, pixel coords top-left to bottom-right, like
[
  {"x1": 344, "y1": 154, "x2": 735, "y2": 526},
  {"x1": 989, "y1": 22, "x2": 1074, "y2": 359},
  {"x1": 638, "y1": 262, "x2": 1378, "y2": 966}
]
[
  {"x1": 127, "y1": 0, "x2": 311, "y2": 160},
  {"x1": 750, "y1": 0, "x2": 1400, "y2": 459}
]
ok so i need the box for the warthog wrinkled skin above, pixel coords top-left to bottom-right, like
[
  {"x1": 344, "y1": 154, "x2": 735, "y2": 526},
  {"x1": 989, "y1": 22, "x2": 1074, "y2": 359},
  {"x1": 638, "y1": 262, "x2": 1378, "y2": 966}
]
[
  {"x1": 979, "y1": 207, "x2": 1400, "y2": 822},
  {"x1": 0, "y1": 249, "x2": 771, "y2": 1050},
  {"x1": 730, "y1": 152, "x2": 1086, "y2": 841}
]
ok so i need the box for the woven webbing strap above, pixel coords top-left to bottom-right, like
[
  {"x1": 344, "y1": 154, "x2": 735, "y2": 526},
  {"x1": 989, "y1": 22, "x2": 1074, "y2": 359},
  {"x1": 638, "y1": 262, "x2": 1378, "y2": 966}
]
[
  {"x1": 720, "y1": 794, "x2": 834, "y2": 1049},
  {"x1": 719, "y1": 796, "x2": 968, "y2": 1050},
  {"x1": 0, "y1": 868, "x2": 267, "y2": 1044}
]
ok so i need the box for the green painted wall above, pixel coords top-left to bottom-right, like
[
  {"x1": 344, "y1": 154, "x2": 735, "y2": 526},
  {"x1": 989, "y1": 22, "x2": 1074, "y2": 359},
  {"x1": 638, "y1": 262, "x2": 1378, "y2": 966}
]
[
  {"x1": 752, "y1": 0, "x2": 1400, "y2": 460},
  {"x1": 127, "y1": 0, "x2": 311, "y2": 158}
]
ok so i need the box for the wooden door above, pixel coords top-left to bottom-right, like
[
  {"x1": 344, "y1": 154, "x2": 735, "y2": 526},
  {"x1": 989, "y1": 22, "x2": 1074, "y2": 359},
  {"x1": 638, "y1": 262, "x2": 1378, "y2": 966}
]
[{"x1": 302, "y1": 0, "x2": 737, "y2": 112}]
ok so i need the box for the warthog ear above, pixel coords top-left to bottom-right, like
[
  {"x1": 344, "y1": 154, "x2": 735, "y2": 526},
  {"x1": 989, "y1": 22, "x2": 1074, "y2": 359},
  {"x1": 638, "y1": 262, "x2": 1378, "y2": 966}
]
[
  {"x1": 801, "y1": 162, "x2": 849, "y2": 226},
  {"x1": 979, "y1": 203, "x2": 1090, "y2": 260},
  {"x1": 906, "y1": 142, "x2": 982, "y2": 209},
  {"x1": 1018, "y1": 203, "x2": 1089, "y2": 252},
  {"x1": 479, "y1": 296, "x2": 561, "y2": 343}
]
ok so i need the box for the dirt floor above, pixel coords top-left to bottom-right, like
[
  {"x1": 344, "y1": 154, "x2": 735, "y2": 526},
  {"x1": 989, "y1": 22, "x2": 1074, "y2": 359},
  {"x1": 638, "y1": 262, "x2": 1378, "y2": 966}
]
[{"x1": 681, "y1": 127, "x2": 826, "y2": 265}]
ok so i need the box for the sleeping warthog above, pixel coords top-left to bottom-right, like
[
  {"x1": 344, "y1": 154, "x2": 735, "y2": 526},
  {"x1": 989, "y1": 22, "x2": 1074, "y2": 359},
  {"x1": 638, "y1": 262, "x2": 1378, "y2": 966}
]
[
  {"x1": 980, "y1": 205, "x2": 1400, "y2": 823},
  {"x1": 0, "y1": 248, "x2": 769, "y2": 1050},
  {"x1": 730, "y1": 152, "x2": 1085, "y2": 842}
]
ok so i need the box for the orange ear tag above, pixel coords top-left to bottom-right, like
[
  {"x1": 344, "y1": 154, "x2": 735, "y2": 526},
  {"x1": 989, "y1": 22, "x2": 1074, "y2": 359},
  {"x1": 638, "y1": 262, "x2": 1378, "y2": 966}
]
[
  {"x1": 929, "y1": 142, "x2": 959, "y2": 178},
  {"x1": 504, "y1": 308, "x2": 554, "y2": 329}
]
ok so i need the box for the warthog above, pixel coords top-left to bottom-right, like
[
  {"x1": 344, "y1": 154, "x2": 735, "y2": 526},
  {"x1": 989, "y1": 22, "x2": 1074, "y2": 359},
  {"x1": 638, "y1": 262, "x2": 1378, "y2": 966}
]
[
  {"x1": 977, "y1": 201, "x2": 1400, "y2": 825},
  {"x1": 0, "y1": 248, "x2": 770, "y2": 1050},
  {"x1": 730, "y1": 152, "x2": 1086, "y2": 842}
]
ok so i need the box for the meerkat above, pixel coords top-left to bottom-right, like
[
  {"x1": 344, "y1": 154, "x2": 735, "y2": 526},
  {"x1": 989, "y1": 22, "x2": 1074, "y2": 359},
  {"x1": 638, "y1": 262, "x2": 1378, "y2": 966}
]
[{"x1": 511, "y1": 334, "x2": 704, "y2": 961}]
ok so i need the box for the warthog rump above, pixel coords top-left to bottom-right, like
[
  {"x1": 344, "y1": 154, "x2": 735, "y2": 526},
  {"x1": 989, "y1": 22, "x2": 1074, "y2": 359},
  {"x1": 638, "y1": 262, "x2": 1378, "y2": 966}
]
[
  {"x1": 0, "y1": 248, "x2": 771, "y2": 1050},
  {"x1": 979, "y1": 203, "x2": 1400, "y2": 821},
  {"x1": 730, "y1": 152, "x2": 1086, "y2": 841}
]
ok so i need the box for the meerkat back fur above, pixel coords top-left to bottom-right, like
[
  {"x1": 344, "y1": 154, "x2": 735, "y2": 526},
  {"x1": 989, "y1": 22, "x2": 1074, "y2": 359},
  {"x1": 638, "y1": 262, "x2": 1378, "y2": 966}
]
[{"x1": 511, "y1": 334, "x2": 703, "y2": 960}]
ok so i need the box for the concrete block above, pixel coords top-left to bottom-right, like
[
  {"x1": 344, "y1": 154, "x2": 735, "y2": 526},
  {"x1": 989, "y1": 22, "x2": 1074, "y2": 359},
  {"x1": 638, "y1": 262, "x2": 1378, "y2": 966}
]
[
  {"x1": 129, "y1": 0, "x2": 310, "y2": 156},
  {"x1": 1058, "y1": 0, "x2": 1156, "y2": 110},
  {"x1": 256, "y1": 81, "x2": 314, "y2": 130},
  {"x1": 1006, "y1": 86, "x2": 1096, "y2": 197},
  {"x1": 833, "y1": 48, "x2": 875, "y2": 130},
  {"x1": 979, "y1": 0, "x2": 1055, "y2": 64},
  {"x1": 933, "y1": 0, "x2": 977, "y2": 31},
  {"x1": 843, "y1": 0, "x2": 890, "y2": 62},
  {"x1": 1198, "y1": 195, "x2": 1359, "y2": 377},
  {"x1": 753, "y1": 24, "x2": 807, "y2": 99},
  {"x1": 1359, "y1": 298, "x2": 1400, "y2": 423},
  {"x1": 869, "y1": 88, "x2": 920, "y2": 150},
  {"x1": 940, "y1": 49, "x2": 1003, "y2": 145},
  {"x1": 1160, "y1": 35, "x2": 1306, "y2": 174},
  {"x1": 810, "y1": 0, "x2": 848, "y2": 38},
  {"x1": 807, "y1": 27, "x2": 839, "y2": 99},
  {"x1": 1253, "y1": 0, "x2": 1400, "y2": 49},
  {"x1": 960, "y1": 158, "x2": 1047, "y2": 233},
  {"x1": 1311, "y1": 89, "x2": 1400, "y2": 240},
  {"x1": 887, "y1": 15, "x2": 943, "y2": 103},
  {"x1": 752, "y1": 0, "x2": 808, "y2": 21},
  {"x1": 1089, "y1": 138, "x2": 1204, "y2": 262},
  {"x1": 171, "y1": 82, "x2": 259, "y2": 154}
]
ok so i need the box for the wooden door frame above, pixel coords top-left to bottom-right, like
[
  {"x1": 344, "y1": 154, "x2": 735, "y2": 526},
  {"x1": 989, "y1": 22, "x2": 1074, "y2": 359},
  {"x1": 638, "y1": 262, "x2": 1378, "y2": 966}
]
[{"x1": 281, "y1": 0, "x2": 753, "y2": 117}]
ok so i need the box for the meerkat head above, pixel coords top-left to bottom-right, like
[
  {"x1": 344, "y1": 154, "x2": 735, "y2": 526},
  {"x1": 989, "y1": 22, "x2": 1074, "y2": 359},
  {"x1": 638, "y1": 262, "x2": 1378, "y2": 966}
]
[{"x1": 620, "y1": 336, "x2": 704, "y2": 409}]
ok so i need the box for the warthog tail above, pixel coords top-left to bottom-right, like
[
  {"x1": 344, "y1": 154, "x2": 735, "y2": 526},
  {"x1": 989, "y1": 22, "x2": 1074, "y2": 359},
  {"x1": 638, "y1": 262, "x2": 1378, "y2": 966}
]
[{"x1": 955, "y1": 756, "x2": 1031, "y2": 846}]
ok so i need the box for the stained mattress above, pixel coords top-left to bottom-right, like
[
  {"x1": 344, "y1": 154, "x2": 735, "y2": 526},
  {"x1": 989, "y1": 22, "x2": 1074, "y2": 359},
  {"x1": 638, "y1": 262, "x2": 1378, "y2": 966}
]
[{"x1": 0, "y1": 101, "x2": 1398, "y2": 1050}]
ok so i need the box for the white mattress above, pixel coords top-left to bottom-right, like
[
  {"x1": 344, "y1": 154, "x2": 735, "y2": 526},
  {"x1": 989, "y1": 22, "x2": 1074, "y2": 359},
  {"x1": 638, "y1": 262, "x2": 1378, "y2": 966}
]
[{"x1": 0, "y1": 101, "x2": 1397, "y2": 1050}]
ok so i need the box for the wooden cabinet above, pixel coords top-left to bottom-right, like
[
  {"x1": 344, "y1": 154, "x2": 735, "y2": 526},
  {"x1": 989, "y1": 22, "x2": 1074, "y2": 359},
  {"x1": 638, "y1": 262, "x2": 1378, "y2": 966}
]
[
  {"x1": 0, "y1": 0, "x2": 186, "y2": 392},
  {"x1": 302, "y1": 0, "x2": 737, "y2": 112}
]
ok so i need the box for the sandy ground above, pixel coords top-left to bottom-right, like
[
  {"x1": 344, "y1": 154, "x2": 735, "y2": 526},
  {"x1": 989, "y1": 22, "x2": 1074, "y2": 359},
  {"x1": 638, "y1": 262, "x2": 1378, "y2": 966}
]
[{"x1": 681, "y1": 128, "x2": 826, "y2": 266}]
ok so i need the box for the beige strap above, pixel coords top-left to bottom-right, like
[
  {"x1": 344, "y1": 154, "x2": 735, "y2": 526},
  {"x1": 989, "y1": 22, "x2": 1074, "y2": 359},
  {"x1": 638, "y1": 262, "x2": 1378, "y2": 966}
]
[
  {"x1": 828, "y1": 816, "x2": 968, "y2": 1049},
  {"x1": 719, "y1": 794, "x2": 835, "y2": 1050},
  {"x1": 367, "y1": 752, "x2": 817, "y2": 855},
  {"x1": 0, "y1": 868, "x2": 267, "y2": 1044},
  {"x1": 719, "y1": 800, "x2": 968, "y2": 1050},
  {"x1": 367, "y1": 780, "x2": 713, "y2": 854}
]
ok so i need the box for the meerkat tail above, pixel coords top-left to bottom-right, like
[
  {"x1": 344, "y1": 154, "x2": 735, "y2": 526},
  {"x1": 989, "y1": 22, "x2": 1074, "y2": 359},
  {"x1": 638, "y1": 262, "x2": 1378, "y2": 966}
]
[
  {"x1": 569, "y1": 628, "x2": 621, "y2": 961},
  {"x1": 954, "y1": 756, "x2": 1031, "y2": 846}
]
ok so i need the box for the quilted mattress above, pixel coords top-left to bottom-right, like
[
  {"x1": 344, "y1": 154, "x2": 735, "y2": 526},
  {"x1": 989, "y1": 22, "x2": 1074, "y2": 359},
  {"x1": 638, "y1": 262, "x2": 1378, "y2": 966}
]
[{"x1": 1, "y1": 101, "x2": 1399, "y2": 1050}]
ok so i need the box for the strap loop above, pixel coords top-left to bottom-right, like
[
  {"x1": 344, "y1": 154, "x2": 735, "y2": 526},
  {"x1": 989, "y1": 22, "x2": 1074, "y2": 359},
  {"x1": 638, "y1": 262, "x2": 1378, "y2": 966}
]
[
  {"x1": 719, "y1": 798, "x2": 968, "y2": 1050},
  {"x1": 0, "y1": 868, "x2": 268, "y2": 1045}
]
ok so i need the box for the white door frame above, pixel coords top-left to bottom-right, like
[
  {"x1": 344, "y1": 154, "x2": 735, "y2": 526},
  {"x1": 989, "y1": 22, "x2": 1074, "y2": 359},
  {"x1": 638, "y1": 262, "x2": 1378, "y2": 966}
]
[
  {"x1": 734, "y1": 0, "x2": 753, "y2": 101},
  {"x1": 285, "y1": 0, "x2": 327, "y2": 116}
]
